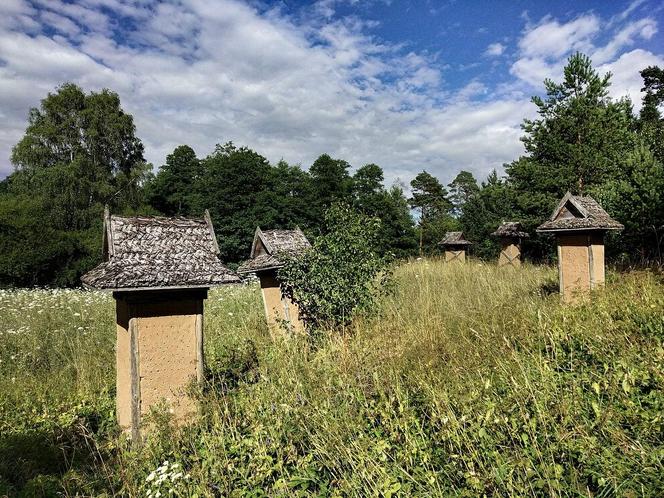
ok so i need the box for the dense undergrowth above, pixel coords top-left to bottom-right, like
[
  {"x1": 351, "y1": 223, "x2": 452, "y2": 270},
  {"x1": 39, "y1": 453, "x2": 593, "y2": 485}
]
[{"x1": 0, "y1": 260, "x2": 662, "y2": 496}]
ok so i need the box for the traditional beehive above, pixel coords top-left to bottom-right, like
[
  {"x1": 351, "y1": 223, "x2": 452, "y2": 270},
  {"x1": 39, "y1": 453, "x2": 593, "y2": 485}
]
[
  {"x1": 81, "y1": 208, "x2": 239, "y2": 441},
  {"x1": 238, "y1": 227, "x2": 311, "y2": 334},
  {"x1": 439, "y1": 231, "x2": 471, "y2": 262},
  {"x1": 491, "y1": 222, "x2": 529, "y2": 267},
  {"x1": 537, "y1": 192, "x2": 623, "y2": 303}
]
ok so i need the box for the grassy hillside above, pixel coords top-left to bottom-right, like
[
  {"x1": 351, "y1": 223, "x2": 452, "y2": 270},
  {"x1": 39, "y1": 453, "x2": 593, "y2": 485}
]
[{"x1": 1, "y1": 260, "x2": 663, "y2": 496}]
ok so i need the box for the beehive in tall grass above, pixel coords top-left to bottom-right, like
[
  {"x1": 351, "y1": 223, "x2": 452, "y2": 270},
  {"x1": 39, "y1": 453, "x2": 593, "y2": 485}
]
[
  {"x1": 81, "y1": 208, "x2": 239, "y2": 441},
  {"x1": 439, "y1": 231, "x2": 471, "y2": 262},
  {"x1": 537, "y1": 192, "x2": 622, "y2": 303},
  {"x1": 491, "y1": 221, "x2": 529, "y2": 267},
  {"x1": 238, "y1": 227, "x2": 310, "y2": 334}
]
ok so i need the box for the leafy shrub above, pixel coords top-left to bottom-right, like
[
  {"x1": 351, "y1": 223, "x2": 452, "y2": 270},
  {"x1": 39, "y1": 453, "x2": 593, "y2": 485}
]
[
  {"x1": 205, "y1": 337, "x2": 259, "y2": 393},
  {"x1": 279, "y1": 203, "x2": 391, "y2": 331}
]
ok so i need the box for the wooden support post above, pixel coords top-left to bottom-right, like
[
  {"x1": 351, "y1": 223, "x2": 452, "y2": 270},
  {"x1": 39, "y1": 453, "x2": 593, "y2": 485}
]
[
  {"x1": 129, "y1": 312, "x2": 141, "y2": 446},
  {"x1": 557, "y1": 242, "x2": 563, "y2": 298},
  {"x1": 587, "y1": 235, "x2": 595, "y2": 290},
  {"x1": 196, "y1": 302, "x2": 204, "y2": 385}
]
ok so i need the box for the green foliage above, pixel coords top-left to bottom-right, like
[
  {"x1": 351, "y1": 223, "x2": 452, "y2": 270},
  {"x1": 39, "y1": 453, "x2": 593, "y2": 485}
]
[
  {"x1": 147, "y1": 145, "x2": 202, "y2": 216},
  {"x1": 264, "y1": 159, "x2": 313, "y2": 228},
  {"x1": 375, "y1": 185, "x2": 418, "y2": 258},
  {"x1": 639, "y1": 66, "x2": 664, "y2": 123},
  {"x1": 4, "y1": 262, "x2": 664, "y2": 496},
  {"x1": 352, "y1": 164, "x2": 417, "y2": 257},
  {"x1": 307, "y1": 153, "x2": 353, "y2": 225},
  {"x1": 459, "y1": 170, "x2": 517, "y2": 259},
  {"x1": 195, "y1": 142, "x2": 285, "y2": 263},
  {"x1": 279, "y1": 204, "x2": 390, "y2": 331},
  {"x1": 448, "y1": 170, "x2": 480, "y2": 217},
  {"x1": 353, "y1": 163, "x2": 384, "y2": 202},
  {"x1": 409, "y1": 171, "x2": 456, "y2": 254},
  {"x1": 639, "y1": 66, "x2": 664, "y2": 166},
  {"x1": 0, "y1": 83, "x2": 149, "y2": 286},
  {"x1": 505, "y1": 53, "x2": 639, "y2": 261},
  {"x1": 593, "y1": 143, "x2": 664, "y2": 261},
  {"x1": 515, "y1": 52, "x2": 635, "y2": 193}
]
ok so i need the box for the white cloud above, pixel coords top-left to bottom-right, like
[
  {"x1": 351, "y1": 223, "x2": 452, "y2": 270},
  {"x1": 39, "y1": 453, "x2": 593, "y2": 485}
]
[
  {"x1": 518, "y1": 14, "x2": 599, "y2": 59},
  {"x1": 608, "y1": 0, "x2": 648, "y2": 27},
  {"x1": 600, "y1": 48, "x2": 664, "y2": 105},
  {"x1": 591, "y1": 17, "x2": 657, "y2": 64},
  {"x1": 485, "y1": 42, "x2": 505, "y2": 57},
  {"x1": 511, "y1": 10, "x2": 662, "y2": 109},
  {"x1": 0, "y1": 0, "x2": 661, "y2": 188},
  {"x1": 0, "y1": 0, "x2": 527, "y2": 185},
  {"x1": 40, "y1": 10, "x2": 82, "y2": 37}
]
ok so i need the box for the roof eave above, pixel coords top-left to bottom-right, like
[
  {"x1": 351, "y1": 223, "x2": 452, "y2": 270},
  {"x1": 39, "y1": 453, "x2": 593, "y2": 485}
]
[
  {"x1": 536, "y1": 226, "x2": 623, "y2": 233},
  {"x1": 237, "y1": 263, "x2": 283, "y2": 274},
  {"x1": 86, "y1": 282, "x2": 239, "y2": 293}
]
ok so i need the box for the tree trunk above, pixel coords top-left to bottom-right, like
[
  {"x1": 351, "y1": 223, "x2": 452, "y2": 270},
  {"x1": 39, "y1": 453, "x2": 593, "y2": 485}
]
[{"x1": 419, "y1": 209, "x2": 423, "y2": 256}]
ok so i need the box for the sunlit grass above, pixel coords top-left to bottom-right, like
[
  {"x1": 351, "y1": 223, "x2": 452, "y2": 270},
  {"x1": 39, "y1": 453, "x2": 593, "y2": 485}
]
[{"x1": 1, "y1": 260, "x2": 663, "y2": 496}]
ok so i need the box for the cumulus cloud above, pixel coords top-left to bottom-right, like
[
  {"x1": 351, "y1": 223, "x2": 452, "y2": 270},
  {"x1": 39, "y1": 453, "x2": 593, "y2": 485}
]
[
  {"x1": 599, "y1": 48, "x2": 664, "y2": 105},
  {"x1": 0, "y1": 0, "x2": 529, "y2": 185},
  {"x1": 511, "y1": 10, "x2": 663, "y2": 108},
  {"x1": 0, "y1": 0, "x2": 661, "y2": 186},
  {"x1": 518, "y1": 15, "x2": 599, "y2": 59},
  {"x1": 485, "y1": 42, "x2": 505, "y2": 57},
  {"x1": 592, "y1": 17, "x2": 657, "y2": 64}
]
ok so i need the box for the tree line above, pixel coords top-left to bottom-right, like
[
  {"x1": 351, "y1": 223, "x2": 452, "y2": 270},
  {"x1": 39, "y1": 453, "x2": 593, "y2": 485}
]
[{"x1": 1, "y1": 53, "x2": 663, "y2": 287}]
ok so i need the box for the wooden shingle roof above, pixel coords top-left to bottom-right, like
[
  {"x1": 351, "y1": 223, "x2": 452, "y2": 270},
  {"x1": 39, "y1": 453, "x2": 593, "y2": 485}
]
[
  {"x1": 237, "y1": 227, "x2": 311, "y2": 273},
  {"x1": 81, "y1": 209, "x2": 239, "y2": 291},
  {"x1": 536, "y1": 192, "x2": 623, "y2": 233},
  {"x1": 491, "y1": 221, "x2": 529, "y2": 239},
  {"x1": 439, "y1": 231, "x2": 471, "y2": 246}
]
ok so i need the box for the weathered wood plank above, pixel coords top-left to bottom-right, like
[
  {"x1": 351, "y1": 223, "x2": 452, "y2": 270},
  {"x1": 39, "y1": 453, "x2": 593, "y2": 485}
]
[{"x1": 129, "y1": 311, "x2": 141, "y2": 446}]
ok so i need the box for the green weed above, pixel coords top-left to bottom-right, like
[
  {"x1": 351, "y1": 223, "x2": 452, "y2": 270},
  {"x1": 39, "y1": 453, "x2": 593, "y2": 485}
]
[{"x1": 1, "y1": 261, "x2": 662, "y2": 496}]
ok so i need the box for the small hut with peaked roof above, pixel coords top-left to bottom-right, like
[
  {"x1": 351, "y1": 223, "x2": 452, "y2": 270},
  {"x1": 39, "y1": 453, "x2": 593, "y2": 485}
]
[
  {"x1": 492, "y1": 222, "x2": 529, "y2": 267},
  {"x1": 238, "y1": 227, "x2": 311, "y2": 334},
  {"x1": 537, "y1": 192, "x2": 623, "y2": 303},
  {"x1": 82, "y1": 208, "x2": 239, "y2": 441},
  {"x1": 439, "y1": 231, "x2": 471, "y2": 262}
]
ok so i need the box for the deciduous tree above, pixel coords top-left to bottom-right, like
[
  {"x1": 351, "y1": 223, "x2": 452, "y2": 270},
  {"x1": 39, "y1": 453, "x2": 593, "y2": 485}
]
[{"x1": 1, "y1": 83, "x2": 148, "y2": 285}]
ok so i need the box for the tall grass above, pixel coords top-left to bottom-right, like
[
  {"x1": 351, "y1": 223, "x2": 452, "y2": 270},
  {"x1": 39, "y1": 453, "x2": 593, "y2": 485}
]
[{"x1": 1, "y1": 260, "x2": 663, "y2": 496}]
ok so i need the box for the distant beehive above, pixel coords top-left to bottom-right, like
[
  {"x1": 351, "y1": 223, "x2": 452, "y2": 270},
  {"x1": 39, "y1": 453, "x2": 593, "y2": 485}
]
[
  {"x1": 439, "y1": 231, "x2": 471, "y2": 262},
  {"x1": 82, "y1": 208, "x2": 239, "y2": 441},
  {"x1": 491, "y1": 222, "x2": 529, "y2": 267},
  {"x1": 537, "y1": 192, "x2": 623, "y2": 303},
  {"x1": 238, "y1": 227, "x2": 311, "y2": 334}
]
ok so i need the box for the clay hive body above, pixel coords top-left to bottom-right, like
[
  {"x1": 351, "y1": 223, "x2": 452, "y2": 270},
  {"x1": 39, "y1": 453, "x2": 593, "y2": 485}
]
[
  {"x1": 82, "y1": 208, "x2": 239, "y2": 441},
  {"x1": 238, "y1": 227, "x2": 311, "y2": 335},
  {"x1": 439, "y1": 231, "x2": 472, "y2": 262},
  {"x1": 537, "y1": 192, "x2": 622, "y2": 303},
  {"x1": 491, "y1": 222, "x2": 529, "y2": 268}
]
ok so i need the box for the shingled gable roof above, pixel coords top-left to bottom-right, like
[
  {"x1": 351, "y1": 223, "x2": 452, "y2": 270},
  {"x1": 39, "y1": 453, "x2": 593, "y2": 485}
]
[
  {"x1": 439, "y1": 231, "x2": 472, "y2": 246},
  {"x1": 491, "y1": 221, "x2": 530, "y2": 239},
  {"x1": 536, "y1": 192, "x2": 624, "y2": 233},
  {"x1": 81, "y1": 208, "x2": 239, "y2": 291},
  {"x1": 237, "y1": 227, "x2": 311, "y2": 274}
]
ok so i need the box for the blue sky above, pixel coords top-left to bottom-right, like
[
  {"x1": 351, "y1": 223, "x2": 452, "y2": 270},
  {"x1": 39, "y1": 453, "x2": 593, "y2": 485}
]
[{"x1": 0, "y1": 0, "x2": 663, "y2": 186}]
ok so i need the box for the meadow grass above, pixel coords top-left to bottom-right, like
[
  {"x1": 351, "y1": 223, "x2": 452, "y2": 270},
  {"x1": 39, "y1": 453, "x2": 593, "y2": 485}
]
[{"x1": 0, "y1": 259, "x2": 662, "y2": 496}]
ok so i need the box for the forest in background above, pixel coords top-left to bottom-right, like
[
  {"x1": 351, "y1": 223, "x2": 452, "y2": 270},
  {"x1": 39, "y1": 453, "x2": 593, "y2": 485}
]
[{"x1": 1, "y1": 53, "x2": 663, "y2": 287}]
